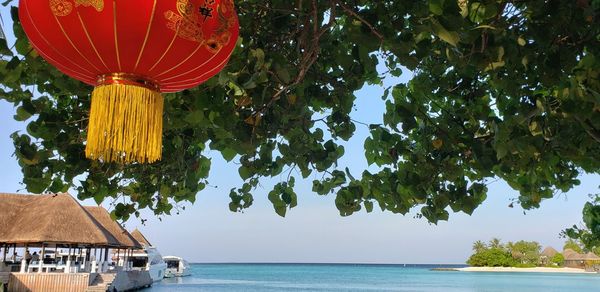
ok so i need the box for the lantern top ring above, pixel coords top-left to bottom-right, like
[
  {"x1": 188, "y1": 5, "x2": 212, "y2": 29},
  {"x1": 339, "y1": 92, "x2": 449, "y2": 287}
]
[{"x1": 97, "y1": 73, "x2": 160, "y2": 92}]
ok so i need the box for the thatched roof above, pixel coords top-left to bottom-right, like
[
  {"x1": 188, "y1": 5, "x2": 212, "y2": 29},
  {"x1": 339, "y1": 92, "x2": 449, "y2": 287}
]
[
  {"x1": 563, "y1": 248, "x2": 578, "y2": 259},
  {"x1": 541, "y1": 246, "x2": 559, "y2": 257},
  {"x1": 570, "y1": 252, "x2": 600, "y2": 261},
  {"x1": 131, "y1": 229, "x2": 152, "y2": 247},
  {"x1": 563, "y1": 250, "x2": 600, "y2": 261},
  {"x1": 0, "y1": 193, "x2": 130, "y2": 248},
  {"x1": 582, "y1": 252, "x2": 600, "y2": 260},
  {"x1": 84, "y1": 206, "x2": 142, "y2": 249}
]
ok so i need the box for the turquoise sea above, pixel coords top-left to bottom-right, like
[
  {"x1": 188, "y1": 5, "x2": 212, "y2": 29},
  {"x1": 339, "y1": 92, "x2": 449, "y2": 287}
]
[{"x1": 145, "y1": 264, "x2": 600, "y2": 291}]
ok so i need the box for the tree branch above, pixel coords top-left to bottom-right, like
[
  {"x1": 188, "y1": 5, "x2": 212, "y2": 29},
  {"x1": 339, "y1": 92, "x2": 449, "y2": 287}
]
[
  {"x1": 335, "y1": 0, "x2": 384, "y2": 43},
  {"x1": 575, "y1": 116, "x2": 600, "y2": 144}
]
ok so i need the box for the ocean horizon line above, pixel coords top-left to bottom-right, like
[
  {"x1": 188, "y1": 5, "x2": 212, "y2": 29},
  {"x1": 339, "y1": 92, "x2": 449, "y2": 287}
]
[{"x1": 186, "y1": 262, "x2": 468, "y2": 266}]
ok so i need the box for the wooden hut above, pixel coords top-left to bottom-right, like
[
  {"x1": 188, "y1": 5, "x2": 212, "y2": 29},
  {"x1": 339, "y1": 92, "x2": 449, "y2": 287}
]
[
  {"x1": 0, "y1": 193, "x2": 122, "y2": 248},
  {"x1": 563, "y1": 249, "x2": 600, "y2": 269},
  {"x1": 0, "y1": 193, "x2": 150, "y2": 291},
  {"x1": 0, "y1": 192, "x2": 124, "y2": 275},
  {"x1": 562, "y1": 248, "x2": 578, "y2": 260},
  {"x1": 84, "y1": 206, "x2": 141, "y2": 249},
  {"x1": 540, "y1": 246, "x2": 559, "y2": 265},
  {"x1": 84, "y1": 206, "x2": 142, "y2": 271}
]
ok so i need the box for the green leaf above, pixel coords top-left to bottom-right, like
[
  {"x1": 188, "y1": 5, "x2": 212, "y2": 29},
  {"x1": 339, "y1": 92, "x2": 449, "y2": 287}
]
[
  {"x1": 431, "y1": 20, "x2": 460, "y2": 47},
  {"x1": 14, "y1": 106, "x2": 32, "y2": 121},
  {"x1": 184, "y1": 110, "x2": 205, "y2": 125},
  {"x1": 221, "y1": 148, "x2": 237, "y2": 162},
  {"x1": 238, "y1": 166, "x2": 252, "y2": 180},
  {"x1": 484, "y1": 61, "x2": 505, "y2": 71},
  {"x1": 429, "y1": 0, "x2": 445, "y2": 15},
  {"x1": 528, "y1": 121, "x2": 543, "y2": 136},
  {"x1": 458, "y1": 0, "x2": 469, "y2": 17},
  {"x1": 274, "y1": 64, "x2": 291, "y2": 84},
  {"x1": 496, "y1": 143, "x2": 508, "y2": 160},
  {"x1": 274, "y1": 205, "x2": 287, "y2": 217},
  {"x1": 365, "y1": 201, "x2": 374, "y2": 213}
]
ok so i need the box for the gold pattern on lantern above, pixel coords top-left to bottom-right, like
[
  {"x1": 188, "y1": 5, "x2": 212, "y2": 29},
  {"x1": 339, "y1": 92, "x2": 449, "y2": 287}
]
[
  {"x1": 209, "y1": 0, "x2": 235, "y2": 51},
  {"x1": 50, "y1": 0, "x2": 74, "y2": 16},
  {"x1": 75, "y1": 0, "x2": 104, "y2": 12},
  {"x1": 164, "y1": 0, "x2": 205, "y2": 43},
  {"x1": 50, "y1": 0, "x2": 104, "y2": 16},
  {"x1": 165, "y1": 0, "x2": 236, "y2": 52}
]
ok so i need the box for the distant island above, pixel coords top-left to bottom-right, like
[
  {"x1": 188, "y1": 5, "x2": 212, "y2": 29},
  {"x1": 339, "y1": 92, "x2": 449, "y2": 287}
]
[{"x1": 457, "y1": 238, "x2": 600, "y2": 273}]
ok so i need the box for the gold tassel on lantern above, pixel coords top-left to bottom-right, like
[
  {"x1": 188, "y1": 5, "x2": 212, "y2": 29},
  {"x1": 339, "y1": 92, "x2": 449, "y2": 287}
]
[{"x1": 86, "y1": 74, "x2": 164, "y2": 164}]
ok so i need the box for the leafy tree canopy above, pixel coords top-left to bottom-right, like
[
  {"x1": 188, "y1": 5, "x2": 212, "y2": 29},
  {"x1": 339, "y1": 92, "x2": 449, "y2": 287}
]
[
  {"x1": 472, "y1": 240, "x2": 487, "y2": 253},
  {"x1": 563, "y1": 239, "x2": 584, "y2": 253},
  {"x1": 506, "y1": 240, "x2": 541, "y2": 265},
  {"x1": 564, "y1": 194, "x2": 600, "y2": 253},
  {"x1": 488, "y1": 238, "x2": 503, "y2": 250},
  {"x1": 468, "y1": 238, "x2": 543, "y2": 267},
  {"x1": 551, "y1": 253, "x2": 564, "y2": 266},
  {"x1": 467, "y1": 247, "x2": 514, "y2": 267},
  {"x1": 0, "y1": 0, "x2": 599, "y2": 221}
]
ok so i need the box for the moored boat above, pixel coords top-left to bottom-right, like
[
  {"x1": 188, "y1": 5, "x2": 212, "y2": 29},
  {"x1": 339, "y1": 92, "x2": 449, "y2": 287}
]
[
  {"x1": 163, "y1": 256, "x2": 191, "y2": 278},
  {"x1": 118, "y1": 246, "x2": 167, "y2": 282},
  {"x1": 127, "y1": 229, "x2": 168, "y2": 282}
]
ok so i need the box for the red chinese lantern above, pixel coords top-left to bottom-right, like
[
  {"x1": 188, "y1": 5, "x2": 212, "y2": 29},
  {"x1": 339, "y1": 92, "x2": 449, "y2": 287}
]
[{"x1": 19, "y1": 0, "x2": 239, "y2": 163}]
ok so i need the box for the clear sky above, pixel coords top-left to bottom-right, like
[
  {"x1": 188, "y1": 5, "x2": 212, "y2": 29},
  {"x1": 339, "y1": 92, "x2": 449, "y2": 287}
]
[{"x1": 0, "y1": 5, "x2": 597, "y2": 265}]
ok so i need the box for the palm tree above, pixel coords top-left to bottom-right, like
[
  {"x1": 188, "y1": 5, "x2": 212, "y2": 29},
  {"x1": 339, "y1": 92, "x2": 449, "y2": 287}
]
[
  {"x1": 489, "y1": 238, "x2": 503, "y2": 250},
  {"x1": 563, "y1": 239, "x2": 583, "y2": 253},
  {"x1": 506, "y1": 241, "x2": 515, "y2": 252},
  {"x1": 473, "y1": 240, "x2": 487, "y2": 253}
]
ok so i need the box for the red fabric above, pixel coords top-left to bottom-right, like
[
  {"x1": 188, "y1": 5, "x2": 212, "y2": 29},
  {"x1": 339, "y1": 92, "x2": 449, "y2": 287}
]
[{"x1": 19, "y1": 0, "x2": 239, "y2": 93}]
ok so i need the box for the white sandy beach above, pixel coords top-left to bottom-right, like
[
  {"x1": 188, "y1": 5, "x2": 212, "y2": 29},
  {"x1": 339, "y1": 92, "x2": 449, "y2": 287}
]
[{"x1": 457, "y1": 267, "x2": 596, "y2": 274}]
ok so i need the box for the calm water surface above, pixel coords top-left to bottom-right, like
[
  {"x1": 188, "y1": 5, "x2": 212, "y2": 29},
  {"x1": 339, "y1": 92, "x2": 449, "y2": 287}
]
[{"x1": 144, "y1": 264, "x2": 600, "y2": 291}]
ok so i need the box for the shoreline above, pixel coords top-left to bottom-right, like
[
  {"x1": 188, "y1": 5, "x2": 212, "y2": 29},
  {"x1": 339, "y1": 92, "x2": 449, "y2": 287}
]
[{"x1": 455, "y1": 267, "x2": 596, "y2": 274}]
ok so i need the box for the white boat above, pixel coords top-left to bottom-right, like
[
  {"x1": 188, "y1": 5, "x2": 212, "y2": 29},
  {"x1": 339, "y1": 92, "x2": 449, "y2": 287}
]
[
  {"x1": 163, "y1": 256, "x2": 191, "y2": 278},
  {"x1": 126, "y1": 246, "x2": 167, "y2": 282},
  {"x1": 127, "y1": 229, "x2": 167, "y2": 282}
]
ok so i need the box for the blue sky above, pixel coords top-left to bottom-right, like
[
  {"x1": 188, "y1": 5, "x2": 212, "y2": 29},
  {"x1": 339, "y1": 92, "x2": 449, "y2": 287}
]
[{"x1": 1, "y1": 5, "x2": 598, "y2": 264}]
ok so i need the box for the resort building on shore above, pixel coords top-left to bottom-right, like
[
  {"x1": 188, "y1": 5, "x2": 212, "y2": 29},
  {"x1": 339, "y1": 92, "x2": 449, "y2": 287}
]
[
  {"x1": 0, "y1": 193, "x2": 153, "y2": 292},
  {"x1": 539, "y1": 246, "x2": 559, "y2": 266},
  {"x1": 563, "y1": 248, "x2": 600, "y2": 271}
]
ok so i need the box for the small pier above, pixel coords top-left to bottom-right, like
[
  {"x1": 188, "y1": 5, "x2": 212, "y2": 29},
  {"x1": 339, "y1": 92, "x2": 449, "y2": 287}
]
[
  {"x1": 430, "y1": 267, "x2": 460, "y2": 271},
  {"x1": 2, "y1": 270, "x2": 152, "y2": 292}
]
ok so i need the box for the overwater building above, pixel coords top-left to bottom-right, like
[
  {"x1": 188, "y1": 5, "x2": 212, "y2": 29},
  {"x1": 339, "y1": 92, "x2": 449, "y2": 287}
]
[{"x1": 0, "y1": 193, "x2": 153, "y2": 291}]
